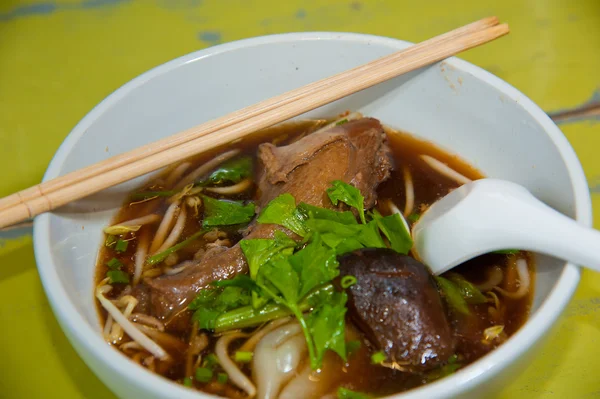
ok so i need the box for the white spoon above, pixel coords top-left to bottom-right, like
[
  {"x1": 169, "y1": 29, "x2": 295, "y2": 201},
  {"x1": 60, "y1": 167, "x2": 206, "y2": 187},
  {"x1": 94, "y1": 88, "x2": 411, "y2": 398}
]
[{"x1": 411, "y1": 178, "x2": 598, "y2": 275}]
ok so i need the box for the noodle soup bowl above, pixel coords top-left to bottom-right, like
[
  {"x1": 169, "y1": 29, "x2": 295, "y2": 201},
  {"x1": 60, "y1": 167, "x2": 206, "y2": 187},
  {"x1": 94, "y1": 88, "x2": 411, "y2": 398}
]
[{"x1": 33, "y1": 32, "x2": 590, "y2": 398}]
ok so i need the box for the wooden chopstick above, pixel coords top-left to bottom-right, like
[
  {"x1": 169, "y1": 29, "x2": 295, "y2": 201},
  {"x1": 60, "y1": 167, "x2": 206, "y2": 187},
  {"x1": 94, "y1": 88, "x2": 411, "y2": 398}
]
[
  {"x1": 0, "y1": 19, "x2": 508, "y2": 229},
  {"x1": 0, "y1": 17, "x2": 499, "y2": 215}
]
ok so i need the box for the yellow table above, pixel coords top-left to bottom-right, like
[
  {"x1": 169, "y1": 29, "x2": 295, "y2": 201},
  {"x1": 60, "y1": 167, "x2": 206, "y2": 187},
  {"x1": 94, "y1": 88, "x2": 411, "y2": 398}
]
[{"x1": 1, "y1": 1, "x2": 598, "y2": 397}]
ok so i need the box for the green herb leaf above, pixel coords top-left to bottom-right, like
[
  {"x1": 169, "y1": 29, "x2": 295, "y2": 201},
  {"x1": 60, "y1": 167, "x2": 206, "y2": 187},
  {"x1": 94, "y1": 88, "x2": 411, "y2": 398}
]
[
  {"x1": 107, "y1": 270, "x2": 130, "y2": 284},
  {"x1": 296, "y1": 202, "x2": 357, "y2": 225},
  {"x1": 371, "y1": 351, "x2": 386, "y2": 364},
  {"x1": 240, "y1": 231, "x2": 296, "y2": 308},
  {"x1": 183, "y1": 377, "x2": 193, "y2": 387},
  {"x1": 195, "y1": 367, "x2": 213, "y2": 383},
  {"x1": 202, "y1": 196, "x2": 255, "y2": 228},
  {"x1": 307, "y1": 290, "x2": 348, "y2": 366},
  {"x1": 326, "y1": 180, "x2": 366, "y2": 224},
  {"x1": 192, "y1": 308, "x2": 223, "y2": 330},
  {"x1": 371, "y1": 210, "x2": 413, "y2": 254},
  {"x1": 306, "y1": 219, "x2": 385, "y2": 255},
  {"x1": 206, "y1": 156, "x2": 253, "y2": 185},
  {"x1": 213, "y1": 274, "x2": 258, "y2": 291},
  {"x1": 216, "y1": 373, "x2": 228, "y2": 384},
  {"x1": 435, "y1": 276, "x2": 470, "y2": 315},
  {"x1": 259, "y1": 256, "x2": 300, "y2": 305},
  {"x1": 106, "y1": 258, "x2": 123, "y2": 270},
  {"x1": 446, "y1": 272, "x2": 487, "y2": 304},
  {"x1": 115, "y1": 239, "x2": 129, "y2": 253},
  {"x1": 337, "y1": 387, "x2": 371, "y2": 399},
  {"x1": 356, "y1": 220, "x2": 387, "y2": 249},
  {"x1": 335, "y1": 118, "x2": 349, "y2": 126},
  {"x1": 288, "y1": 234, "x2": 340, "y2": 298},
  {"x1": 189, "y1": 286, "x2": 252, "y2": 330},
  {"x1": 213, "y1": 284, "x2": 336, "y2": 332},
  {"x1": 257, "y1": 193, "x2": 306, "y2": 236}
]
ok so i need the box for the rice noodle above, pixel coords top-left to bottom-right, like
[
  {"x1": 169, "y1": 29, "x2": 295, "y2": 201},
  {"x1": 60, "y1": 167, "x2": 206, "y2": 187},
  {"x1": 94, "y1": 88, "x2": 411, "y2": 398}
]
[
  {"x1": 166, "y1": 162, "x2": 192, "y2": 188},
  {"x1": 186, "y1": 333, "x2": 209, "y2": 378},
  {"x1": 103, "y1": 315, "x2": 114, "y2": 338},
  {"x1": 96, "y1": 285, "x2": 169, "y2": 360},
  {"x1": 205, "y1": 178, "x2": 253, "y2": 195},
  {"x1": 420, "y1": 154, "x2": 472, "y2": 185},
  {"x1": 402, "y1": 165, "x2": 415, "y2": 216},
  {"x1": 109, "y1": 295, "x2": 138, "y2": 342},
  {"x1": 120, "y1": 341, "x2": 143, "y2": 352},
  {"x1": 149, "y1": 201, "x2": 180, "y2": 254},
  {"x1": 134, "y1": 323, "x2": 188, "y2": 353},
  {"x1": 175, "y1": 149, "x2": 240, "y2": 189},
  {"x1": 163, "y1": 260, "x2": 196, "y2": 276},
  {"x1": 110, "y1": 214, "x2": 161, "y2": 229},
  {"x1": 215, "y1": 332, "x2": 256, "y2": 398},
  {"x1": 154, "y1": 205, "x2": 187, "y2": 254},
  {"x1": 494, "y1": 258, "x2": 530, "y2": 299},
  {"x1": 239, "y1": 317, "x2": 291, "y2": 352},
  {"x1": 129, "y1": 313, "x2": 165, "y2": 332},
  {"x1": 253, "y1": 322, "x2": 306, "y2": 399},
  {"x1": 476, "y1": 266, "x2": 504, "y2": 292},
  {"x1": 133, "y1": 230, "x2": 150, "y2": 285}
]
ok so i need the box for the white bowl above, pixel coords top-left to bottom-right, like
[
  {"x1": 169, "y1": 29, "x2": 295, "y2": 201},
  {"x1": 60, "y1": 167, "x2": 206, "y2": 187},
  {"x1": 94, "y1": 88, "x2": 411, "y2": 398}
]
[{"x1": 33, "y1": 32, "x2": 590, "y2": 399}]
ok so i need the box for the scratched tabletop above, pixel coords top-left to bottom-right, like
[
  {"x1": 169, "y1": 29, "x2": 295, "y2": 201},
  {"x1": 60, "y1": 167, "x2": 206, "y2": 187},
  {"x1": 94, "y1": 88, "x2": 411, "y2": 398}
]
[{"x1": 1, "y1": 1, "x2": 599, "y2": 398}]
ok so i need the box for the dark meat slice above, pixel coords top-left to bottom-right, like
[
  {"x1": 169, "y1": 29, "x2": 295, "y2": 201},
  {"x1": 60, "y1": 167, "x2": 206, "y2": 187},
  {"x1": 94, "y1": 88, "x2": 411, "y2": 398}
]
[
  {"x1": 339, "y1": 248, "x2": 455, "y2": 371},
  {"x1": 145, "y1": 118, "x2": 392, "y2": 321},
  {"x1": 257, "y1": 117, "x2": 392, "y2": 209}
]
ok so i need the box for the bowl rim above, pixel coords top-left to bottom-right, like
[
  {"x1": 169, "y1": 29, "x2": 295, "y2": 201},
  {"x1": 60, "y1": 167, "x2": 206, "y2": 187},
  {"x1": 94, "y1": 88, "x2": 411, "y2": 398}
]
[{"x1": 33, "y1": 31, "x2": 590, "y2": 399}]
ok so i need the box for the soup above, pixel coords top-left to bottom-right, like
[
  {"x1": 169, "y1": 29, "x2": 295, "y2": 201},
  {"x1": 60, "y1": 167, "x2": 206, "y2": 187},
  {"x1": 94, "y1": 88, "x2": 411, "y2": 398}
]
[{"x1": 95, "y1": 114, "x2": 533, "y2": 398}]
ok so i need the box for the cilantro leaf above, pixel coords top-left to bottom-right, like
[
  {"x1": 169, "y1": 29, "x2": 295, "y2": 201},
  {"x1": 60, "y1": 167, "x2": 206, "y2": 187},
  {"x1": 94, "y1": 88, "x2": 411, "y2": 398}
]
[
  {"x1": 259, "y1": 256, "x2": 300, "y2": 305},
  {"x1": 205, "y1": 156, "x2": 253, "y2": 185},
  {"x1": 326, "y1": 180, "x2": 366, "y2": 224},
  {"x1": 257, "y1": 193, "x2": 306, "y2": 236},
  {"x1": 202, "y1": 196, "x2": 255, "y2": 227},
  {"x1": 212, "y1": 274, "x2": 258, "y2": 291},
  {"x1": 296, "y1": 202, "x2": 357, "y2": 225},
  {"x1": 371, "y1": 210, "x2": 413, "y2": 254},
  {"x1": 240, "y1": 231, "x2": 296, "y2": 308},
  {"x1": 189, "y1": 286, "x2": 252, "y2": 330},
  {"x1": 288, "y1": 234, "x2": 340, "y2": 298},
  {"x1": 356, "y1": 220, "x2": 387, "y2": 249},
  {"x1": 305, "y1": 219, "x2": 385, "y2": 255},
  {"x1": 307, "y1": 290, "x2": 348, "y2": 366}
]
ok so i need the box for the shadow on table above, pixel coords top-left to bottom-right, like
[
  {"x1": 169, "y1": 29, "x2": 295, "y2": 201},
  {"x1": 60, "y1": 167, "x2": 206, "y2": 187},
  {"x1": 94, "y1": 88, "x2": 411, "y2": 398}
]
[
  {"x1": 495, "y1": 270, "x2": 600, "y2": 398},
  {"x1": 38, "y1": 282, "x2": 117, "y2": 399}
]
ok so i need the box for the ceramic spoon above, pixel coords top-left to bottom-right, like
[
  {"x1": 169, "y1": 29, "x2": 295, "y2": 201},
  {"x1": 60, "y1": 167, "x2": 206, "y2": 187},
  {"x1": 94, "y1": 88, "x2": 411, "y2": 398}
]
[{"x1": 411, "y1": 178, "x2": 598, "y2": 275}]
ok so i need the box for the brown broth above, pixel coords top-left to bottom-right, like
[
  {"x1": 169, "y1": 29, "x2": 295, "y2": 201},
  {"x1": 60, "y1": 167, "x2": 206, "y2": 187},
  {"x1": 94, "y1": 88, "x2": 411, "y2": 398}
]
[{"x1": 95, "y1": 118, "x2": 534, "y2": 398}]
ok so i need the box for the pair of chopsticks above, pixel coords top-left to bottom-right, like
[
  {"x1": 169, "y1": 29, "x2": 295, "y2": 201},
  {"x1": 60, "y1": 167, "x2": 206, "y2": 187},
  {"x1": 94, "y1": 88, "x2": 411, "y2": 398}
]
[{"x1": 0, "y1": 17, "x2": 508, "y2": 229}]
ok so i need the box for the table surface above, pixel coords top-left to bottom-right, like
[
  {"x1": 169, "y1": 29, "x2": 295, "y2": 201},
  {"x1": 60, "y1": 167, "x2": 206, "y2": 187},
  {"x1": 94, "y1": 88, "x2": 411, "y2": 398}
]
[{"x1": 1, "y1": 0, "x2": 599, "y2": 398}]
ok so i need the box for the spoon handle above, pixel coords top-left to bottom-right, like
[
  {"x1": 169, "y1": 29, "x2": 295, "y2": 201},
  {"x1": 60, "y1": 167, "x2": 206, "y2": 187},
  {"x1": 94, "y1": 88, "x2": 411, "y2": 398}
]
[{"x1": 504, "y1": 195, "x2": 600, "y2": 272}]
